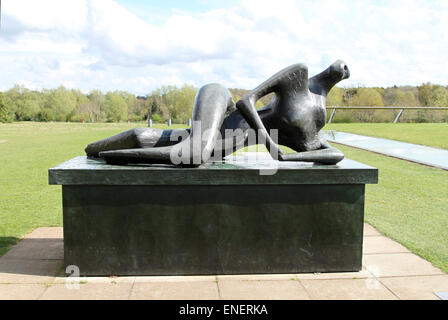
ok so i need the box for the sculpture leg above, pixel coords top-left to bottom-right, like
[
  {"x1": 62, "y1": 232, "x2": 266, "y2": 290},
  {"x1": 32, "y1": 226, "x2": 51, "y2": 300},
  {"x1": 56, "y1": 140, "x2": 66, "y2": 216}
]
[
  {"x1": 281, "y1": 137, "x2": 344, "y2": 165},
  {"x1": 100, "y1": 83, "x2": 235, "y2": 166},
  {"x1": 85, "y1": 128, "x2": 140, "y2": 157},
  {"x1": 84, "y1": 128, "x2": 189, "y2": 157},
  {"x1": 281, "y1": 147, "x2": 344, "y2": 165}
]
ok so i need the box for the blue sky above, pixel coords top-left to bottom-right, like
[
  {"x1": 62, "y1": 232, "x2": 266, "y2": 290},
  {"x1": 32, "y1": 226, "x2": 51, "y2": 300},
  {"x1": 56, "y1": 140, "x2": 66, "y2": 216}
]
[
  {"x1": 1, "y1": 0, "x2": 447, "y2": 95},
  {"x1": 115, "y1": 0, "x2": 239, "y2": 20}
]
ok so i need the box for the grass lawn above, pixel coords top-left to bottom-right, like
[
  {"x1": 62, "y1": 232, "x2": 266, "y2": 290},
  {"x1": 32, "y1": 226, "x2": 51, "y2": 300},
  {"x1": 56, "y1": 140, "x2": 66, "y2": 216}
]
[
  {"x1": 0, "y1": 121, "x2": 182, "y2": 256},
  {"x1": 0, "y1": 122, "x2": 447, "y2": 273},
  {"x1": 333, "y1": 144, "x2": 448, "y2": 273},
  {"x1": 325, "y1": 123, "x2": 448, "y2": 150}
]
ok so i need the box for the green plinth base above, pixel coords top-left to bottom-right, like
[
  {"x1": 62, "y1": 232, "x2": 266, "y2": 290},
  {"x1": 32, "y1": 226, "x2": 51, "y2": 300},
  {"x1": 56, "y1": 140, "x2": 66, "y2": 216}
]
[{"x1": 49, "y1": 154, "x2": 377, "y2": 276}]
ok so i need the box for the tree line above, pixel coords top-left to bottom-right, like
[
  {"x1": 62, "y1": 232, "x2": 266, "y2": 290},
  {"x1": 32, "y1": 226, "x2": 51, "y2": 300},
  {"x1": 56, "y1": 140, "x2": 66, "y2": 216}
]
[{"x1": 0, "y1": 83, "x2": 447, "y2": 124}]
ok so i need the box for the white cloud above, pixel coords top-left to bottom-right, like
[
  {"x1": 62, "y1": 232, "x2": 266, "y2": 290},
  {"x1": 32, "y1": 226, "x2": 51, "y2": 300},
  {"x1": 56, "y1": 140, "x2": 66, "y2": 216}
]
[
  {"x1": 0, "y1": 0, "x2": 447, "y2": 95},
  {"x1": 3, "y1": 0, "x2": 87, "y2": 37}
]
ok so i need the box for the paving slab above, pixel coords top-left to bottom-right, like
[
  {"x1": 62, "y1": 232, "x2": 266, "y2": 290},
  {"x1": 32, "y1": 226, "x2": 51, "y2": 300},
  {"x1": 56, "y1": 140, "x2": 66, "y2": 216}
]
[
  {"x1": 1, "y1": 239, "x2": 63, "y2": 260},
  {"x1": 295, "y1": 266, "x2": 371, "y2": 280},
  {"x1": 363, "y1": 236, "x2": 410, "y2": 255},
  {"x1": 379, "y1": 275, "x2": 448, "y2": 300},
  {"x1": 53, "y1": 276, "x2": 136, "y2": 284},
  {"x1": 300, "y1": 278, "x2": 398, "y2": 300},
  {"x1": 24, "y1": 227, "x2": 63, "y2": 239},
  {"x1": 134, "y1": 275, "x2": 217, "y2": 283},
  {"x1": 218, "y1": 280, "x2": 310, "y2": 300},
  {"x1": 0, "y1": 225, "x2": 446, "y2": 300},
  {"x1": 217, "y1": 274, "x2": 297, "y2": 281},
  {"x1": 363, "y1": 223, "x2": 381, "y2": 236},
  {"x1": 0, "y1": 258, "x2": 62, "y2": 284},
  {"x1": 363, "y1": 253, "x2": 445, "y2": 278},
  {"x1": 130, "y1": 281, "x2": 220, "y2": 300},
  {"x1": 0, "y1": 284, "x2": 47, "y2": 300},
  {"x1": 39, "y1": 283, "x2": 133, "y2": 300}
]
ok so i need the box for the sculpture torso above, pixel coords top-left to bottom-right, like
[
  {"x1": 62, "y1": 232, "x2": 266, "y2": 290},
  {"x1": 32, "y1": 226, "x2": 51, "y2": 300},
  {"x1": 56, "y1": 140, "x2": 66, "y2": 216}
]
[{"x1": 220, "y1": 89, "x2": 327, "y2": 153}]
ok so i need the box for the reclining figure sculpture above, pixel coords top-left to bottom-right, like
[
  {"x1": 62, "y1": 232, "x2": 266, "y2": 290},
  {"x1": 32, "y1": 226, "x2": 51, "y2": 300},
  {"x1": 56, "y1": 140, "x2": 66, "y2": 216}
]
[{"x1": 85, "y1": 60, "x2": 350, "y2": 166}]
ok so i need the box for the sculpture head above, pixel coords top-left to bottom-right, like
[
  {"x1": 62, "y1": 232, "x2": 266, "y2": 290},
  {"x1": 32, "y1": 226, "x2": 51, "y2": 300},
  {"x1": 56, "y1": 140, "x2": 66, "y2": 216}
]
[
  {"x1": 329, "y1": 60, "x2": 350, "y2": 81},
  {"x1": 309, "y1": 60, "x2": 350, "y2": 96}
]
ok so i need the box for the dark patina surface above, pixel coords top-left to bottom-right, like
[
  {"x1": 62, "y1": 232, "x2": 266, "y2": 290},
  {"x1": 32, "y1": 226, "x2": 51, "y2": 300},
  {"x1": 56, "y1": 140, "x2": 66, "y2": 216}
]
[
  {"x1": 50, "y1": 155, "x2": 377, "y2": 276},
  {"x1": 85, "y1": 60, "x2": 350, "y2": 166}
]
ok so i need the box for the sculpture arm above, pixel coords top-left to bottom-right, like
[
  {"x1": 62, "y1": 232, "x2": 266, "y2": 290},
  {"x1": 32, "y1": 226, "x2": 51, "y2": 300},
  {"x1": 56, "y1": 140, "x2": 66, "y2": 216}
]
[{"x1": 236, "y1": 96, "x2": 283, "y2": 158}]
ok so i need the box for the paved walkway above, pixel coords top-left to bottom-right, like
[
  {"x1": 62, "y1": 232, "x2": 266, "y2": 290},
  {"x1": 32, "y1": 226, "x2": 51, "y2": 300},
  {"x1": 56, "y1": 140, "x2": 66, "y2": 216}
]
[
  {"x1": 324, "y1": 131, "x2": 448, "y2": 170},
  {"x1": 0, "y1": 225, "x2": 446, "y2": 300}
]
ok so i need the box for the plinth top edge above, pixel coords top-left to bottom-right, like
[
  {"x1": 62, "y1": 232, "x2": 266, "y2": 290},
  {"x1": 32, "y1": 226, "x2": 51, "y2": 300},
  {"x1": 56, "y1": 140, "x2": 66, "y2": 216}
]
[{"x1": 49, "y1": 153, "x2": 378, "y2": 186}]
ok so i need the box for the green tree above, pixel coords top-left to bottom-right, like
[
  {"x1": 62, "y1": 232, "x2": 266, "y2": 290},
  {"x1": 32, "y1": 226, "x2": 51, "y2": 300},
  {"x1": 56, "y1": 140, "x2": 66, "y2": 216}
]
[
  {"x1": 146, "y1": 98, "x2": 159, "y2": 119},
  {"x1": 418, "y1": 82, "x2": 433, "y2": 106},
  {"x1": 342, "y1": 88, "x2": 358, "y2": 106},
  {"x1": 20, "y1": 99, "x2": 40, "y2": 120},
  {"x1": 36, "y1": 108, "x2": 55, "y2": 122},
  {"x1": 3, "y1": 85, "x2": 25, "y2": 120},
  {"x1": 2, "y1": 85, "x2": 44, "y2": 121},
  {"x1": 326, "y1": 87, "x2": 344, "y2": 106},
  {"x1": 69, "y1": 89, "x2": 89, "y2": 120},
  {"x1": 44, "y1": 86, "x2": 77, "y2": 121},
  {"x1": 70, "y1": 102, "x2": 102, "y2": 122},
  {"x1": 146, "y1": 88, "x2": 167, "y2": 121},
  {"x1": 351, "y1": 88, "x2": 384, "y2": 106},
  {"x1": 124, "y1": 94, "x2": 147, "y2": 121},
  {"x1": 432, "y1": 85, "x2": 448, "y2": 107},
  {"x1": 385, "y1": 88, "x2": 418, "y2": 107},
  {"x1": 104, "y1": 92, "x2": 128, "y2": 122},
  {"x1": 166, "y1": 84, "x2": 196, "y2": 122},
  {"x1": 0, "y1": 92, "x2": 11, "y2": 123},
  {"x1": 350, "y1": 88, "x2": 384, "y2": 122},
  {"x1": 88, "y1": 90, "x2": 107, "y2": 122},
  {"x1": 2, "y1": 85, "x2": 21, "y2": 120},
  {"x1": 416, "y1": 83, "x2": 448, "y2": 122}
]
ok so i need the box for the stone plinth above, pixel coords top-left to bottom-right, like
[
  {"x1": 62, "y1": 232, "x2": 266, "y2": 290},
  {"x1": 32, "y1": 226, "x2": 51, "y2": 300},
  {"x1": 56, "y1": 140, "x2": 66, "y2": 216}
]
[{"x1": 49, "y1": 153, "x2": 378, "y2": 276}]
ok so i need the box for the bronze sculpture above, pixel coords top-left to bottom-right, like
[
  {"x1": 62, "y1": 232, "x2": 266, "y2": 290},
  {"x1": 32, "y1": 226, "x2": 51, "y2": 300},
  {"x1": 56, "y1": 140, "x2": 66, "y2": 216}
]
[{"x1": 85, "y1": 60, "x2": 350, "y2": 166}]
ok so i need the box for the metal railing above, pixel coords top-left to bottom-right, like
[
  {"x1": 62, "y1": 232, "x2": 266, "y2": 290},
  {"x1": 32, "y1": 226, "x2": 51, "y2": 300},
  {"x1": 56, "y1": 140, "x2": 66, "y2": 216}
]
[{"x1": 325, "y1": 106, "x2": 448, "y2": 123}]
